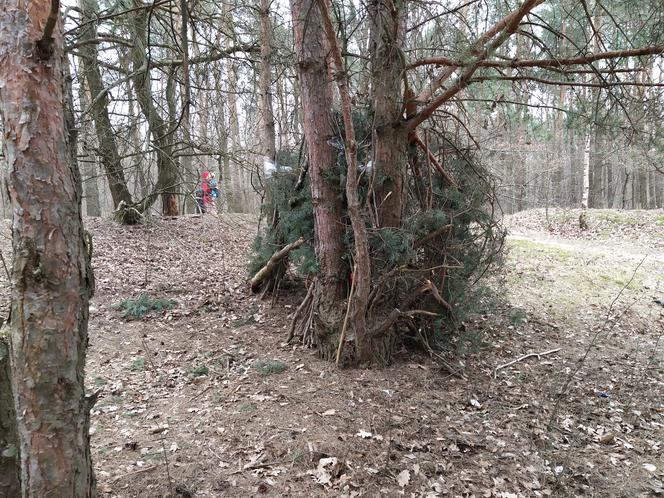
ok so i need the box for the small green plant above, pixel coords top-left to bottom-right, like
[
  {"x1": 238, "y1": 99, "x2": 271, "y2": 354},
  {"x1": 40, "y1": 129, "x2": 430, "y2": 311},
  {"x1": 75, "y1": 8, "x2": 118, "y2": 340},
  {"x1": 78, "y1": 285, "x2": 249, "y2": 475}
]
[
  {"x1": 508, "y1": 307, "x2": 527, "y2": 326},
  {"x1": 112, "y1": 294, "x2": 176, "y2": 320},
  {"x1": 238, "y1": 402, "x2": 256, "y2": 413},
  {"x1": 93, "y1": 376, "x2": 107, "y2": 387},
  {"x1": 188, "y1": 364, "x2": 209, "y2": 377},
  {"x1": 130, "y1": 357, "x2": 145, "y2": 371},
  {"x1": 251, "y1": 359, "x2": 287, "y2": 376}
]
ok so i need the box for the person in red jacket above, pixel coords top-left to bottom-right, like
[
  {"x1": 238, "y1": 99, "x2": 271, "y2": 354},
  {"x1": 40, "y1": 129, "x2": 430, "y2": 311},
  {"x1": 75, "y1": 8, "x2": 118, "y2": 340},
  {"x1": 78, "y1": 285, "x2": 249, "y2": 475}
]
[{"x1": 195, "y1": 171, "x2": 219, "y2": 213}]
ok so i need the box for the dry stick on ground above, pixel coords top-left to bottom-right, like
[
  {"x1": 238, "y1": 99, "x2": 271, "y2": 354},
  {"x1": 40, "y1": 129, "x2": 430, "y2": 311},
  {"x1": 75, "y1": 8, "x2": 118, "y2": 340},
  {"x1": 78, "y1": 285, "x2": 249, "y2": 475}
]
[
  {"x1": 287, "y1": 282, "x2": 315, "y2": 343},
  {"x1": 494, "y1": 348, "x2": 561, "y2": 378},
  {"x1": 250, "y1": 237, "x2": 305, "y2": 292}
]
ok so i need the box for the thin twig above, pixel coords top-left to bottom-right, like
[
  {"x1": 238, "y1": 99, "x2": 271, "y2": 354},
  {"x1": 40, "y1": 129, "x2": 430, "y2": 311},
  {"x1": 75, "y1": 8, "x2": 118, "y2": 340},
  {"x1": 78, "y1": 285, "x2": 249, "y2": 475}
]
[
  {"x1": 494, "y1": 348, "x2": 561, "y2": 378},
  {"x1": 336, "y1": 265, "x2": 356, "y2": 365},
  {"x1": 0, "y1": 251, "x2": 11, "y2": 281},
  {"x1": 548, "y1": 256, "x2": 647, "y2": 430}
]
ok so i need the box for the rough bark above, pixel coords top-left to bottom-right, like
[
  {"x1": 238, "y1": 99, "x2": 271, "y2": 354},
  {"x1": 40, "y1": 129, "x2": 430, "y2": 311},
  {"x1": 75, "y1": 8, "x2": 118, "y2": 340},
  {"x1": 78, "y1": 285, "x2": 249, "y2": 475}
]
[
  {"x1": 291, "y1": 0, "x2": 346, "y2": 300},
  {"x1": 0, "y1": 0, "x2": 97, "y2": 495},
  {"x1": 369, "y1": 0, "x2": 407, "y2": 228},
  {"x1": 289, "y1": 0, "x2": 348, "y2": 359}
]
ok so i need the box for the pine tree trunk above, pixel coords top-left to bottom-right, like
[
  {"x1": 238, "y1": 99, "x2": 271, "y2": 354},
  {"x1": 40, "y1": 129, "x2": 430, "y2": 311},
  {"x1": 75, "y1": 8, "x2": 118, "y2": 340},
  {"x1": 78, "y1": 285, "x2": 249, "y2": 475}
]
[
  {"x1": 258, "y1": 0, "x2": 276, "y2": 163},
  {"x1": 0, "y1": 0, "x2": 96, "y2": 495},
  {"x1": 290, "y1": 0, "x2": 347, "y2": 356},
  {"x1": 369, "y1": 0, "x2": 407, "y2": 228}
]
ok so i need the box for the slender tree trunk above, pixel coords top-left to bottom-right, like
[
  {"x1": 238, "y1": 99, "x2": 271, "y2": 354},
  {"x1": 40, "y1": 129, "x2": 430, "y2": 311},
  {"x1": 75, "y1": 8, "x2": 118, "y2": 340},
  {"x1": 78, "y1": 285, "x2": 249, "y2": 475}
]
[
  {"x1": 178, "y1": 0, "x2": 196, "y2": 214},
  {"x1": 78, "y1": 84, "x2": 102, "y2": 217},
  {"x1": 318, "y1": 0, "x2": 372, "y2": 362},
  {"x1": 258, "y1": 0, "x2": 276, "y2": 163},
  {"x1": 0, "y1": 1, "x2": 96, "y2": 495},
  {"x1": 128, "y1": 2, "x2": 179, "y2": 216},
  {"x1": 580, "y1": 131, "x2": 591, "y2": 229},
  {"x1": 78, "y1": 0, "x2": 136, "y2": 216}
]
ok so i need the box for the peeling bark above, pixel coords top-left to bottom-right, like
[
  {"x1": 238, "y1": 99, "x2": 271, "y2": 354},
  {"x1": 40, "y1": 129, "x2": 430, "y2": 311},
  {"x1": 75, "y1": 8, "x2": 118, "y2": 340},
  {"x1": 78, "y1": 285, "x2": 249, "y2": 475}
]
[
  {"x1": 290, "y1": 0, "x2": 346, "y2": 300},
  {"x1": 0, "y1": 0, "x2": 96, "y2": 495},
  {"x1": 369, "y1": 0, "x2": 407, "y2": 228}
]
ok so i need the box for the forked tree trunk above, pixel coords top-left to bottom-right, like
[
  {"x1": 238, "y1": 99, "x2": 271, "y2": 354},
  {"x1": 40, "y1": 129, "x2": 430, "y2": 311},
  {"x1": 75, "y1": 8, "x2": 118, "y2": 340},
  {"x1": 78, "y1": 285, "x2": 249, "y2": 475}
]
[
  {"x1": 291, "y1": 0, "x2": 347, "y2": 356},
  {"x1": 78, "y1": 0, "x2": 136, "y2": 216},
  {"x1": 0, "y1": 1, "x2": 96, "y2": 495},
  {"x1": 129, "y1": 1, "x2": 179, "y2": 216}
]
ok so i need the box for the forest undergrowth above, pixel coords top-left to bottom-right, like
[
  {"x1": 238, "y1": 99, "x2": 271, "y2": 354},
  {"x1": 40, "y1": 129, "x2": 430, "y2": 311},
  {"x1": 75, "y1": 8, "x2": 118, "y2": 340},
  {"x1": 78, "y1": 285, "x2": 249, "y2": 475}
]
[{"x1": 1, "y1": 209, "x2": 662, "y2": 497}]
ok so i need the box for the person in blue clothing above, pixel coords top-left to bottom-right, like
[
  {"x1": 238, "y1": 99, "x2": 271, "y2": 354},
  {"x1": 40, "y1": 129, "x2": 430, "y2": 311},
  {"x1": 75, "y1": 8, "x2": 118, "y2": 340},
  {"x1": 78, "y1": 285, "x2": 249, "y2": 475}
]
[{"x1": 194, "y1": 171, "x2": 219, "y2": 213}]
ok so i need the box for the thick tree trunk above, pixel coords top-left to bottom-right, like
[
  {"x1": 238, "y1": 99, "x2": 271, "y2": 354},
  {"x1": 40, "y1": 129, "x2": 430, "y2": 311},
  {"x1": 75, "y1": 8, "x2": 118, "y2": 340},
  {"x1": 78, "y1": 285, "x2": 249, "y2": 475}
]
[
  {"x1": 290, "y1": 0, "x2": 347, "y2": 357},
  {"x1": 0, "y1": 335, "x2": 19, "y2": 497},
  {"x1": 0, "y1": 1, "x2": 96, "y2": 495},
  {"x1": 369, "y1": 0, "x2": 407, "y2": 228}
]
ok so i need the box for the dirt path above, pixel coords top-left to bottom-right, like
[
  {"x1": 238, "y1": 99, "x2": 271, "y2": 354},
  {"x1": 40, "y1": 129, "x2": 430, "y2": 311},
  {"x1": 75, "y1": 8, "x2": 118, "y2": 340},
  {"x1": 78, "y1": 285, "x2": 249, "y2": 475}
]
[{"x1": 508, "y1": 231, "x2": 664, "y2": 264}]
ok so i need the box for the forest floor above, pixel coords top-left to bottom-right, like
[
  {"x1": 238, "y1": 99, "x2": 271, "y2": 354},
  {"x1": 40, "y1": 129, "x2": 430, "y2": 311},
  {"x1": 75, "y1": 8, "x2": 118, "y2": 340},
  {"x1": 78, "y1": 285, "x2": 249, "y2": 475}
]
[{"x1": 1, "y1": 208, "x2": 663, "y2": 497}]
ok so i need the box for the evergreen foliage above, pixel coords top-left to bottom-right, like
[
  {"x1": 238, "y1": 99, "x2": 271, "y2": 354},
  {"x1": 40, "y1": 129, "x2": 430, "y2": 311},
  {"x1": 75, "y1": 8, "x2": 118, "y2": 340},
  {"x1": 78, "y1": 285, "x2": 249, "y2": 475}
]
[
  {"x1": 250, "y1": 110, "x2": 504, "y2": 355},
  {"x1": 113, "y1": 294, "x2": 177, "y2": 320}
]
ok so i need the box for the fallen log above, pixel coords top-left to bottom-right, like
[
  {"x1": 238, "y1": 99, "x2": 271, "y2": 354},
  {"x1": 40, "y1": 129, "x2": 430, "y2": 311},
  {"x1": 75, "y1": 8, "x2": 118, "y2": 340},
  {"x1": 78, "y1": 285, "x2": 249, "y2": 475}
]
[{"x1": 249, "y1": 237, "x2": 305, "y2": 293}]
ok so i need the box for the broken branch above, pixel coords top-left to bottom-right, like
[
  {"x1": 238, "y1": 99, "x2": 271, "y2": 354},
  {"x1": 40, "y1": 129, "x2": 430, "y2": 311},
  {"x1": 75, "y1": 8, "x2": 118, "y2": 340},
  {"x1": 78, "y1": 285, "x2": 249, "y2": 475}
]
[{"x1": 250, "y1": 237, "x2": 305, "y2": 293}]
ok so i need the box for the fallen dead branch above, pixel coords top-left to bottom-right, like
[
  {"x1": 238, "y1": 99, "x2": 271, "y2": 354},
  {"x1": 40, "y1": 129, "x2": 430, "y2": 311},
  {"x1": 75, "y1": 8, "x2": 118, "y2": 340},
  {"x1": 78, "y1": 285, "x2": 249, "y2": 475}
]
[
  {"x1": 494, "y1": 348, "x2": 561, "y2": 377},
  {"x1": 250, "y1": 237, "x2": 305, "y2": 292}
]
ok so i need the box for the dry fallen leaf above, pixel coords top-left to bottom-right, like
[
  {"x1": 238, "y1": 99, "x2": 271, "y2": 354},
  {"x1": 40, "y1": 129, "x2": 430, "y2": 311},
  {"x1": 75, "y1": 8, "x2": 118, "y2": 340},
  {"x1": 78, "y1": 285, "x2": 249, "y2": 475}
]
[{"x1": 396, "y1": 469, "x2": 410, "y2": 487}]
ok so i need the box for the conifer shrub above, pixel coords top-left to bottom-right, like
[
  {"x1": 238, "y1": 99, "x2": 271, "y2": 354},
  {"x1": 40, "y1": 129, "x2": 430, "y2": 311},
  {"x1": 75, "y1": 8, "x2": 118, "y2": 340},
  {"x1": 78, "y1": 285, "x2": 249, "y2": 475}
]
[{"x1": 250, "y1": 110, "x2": 504, "y2": 357}]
